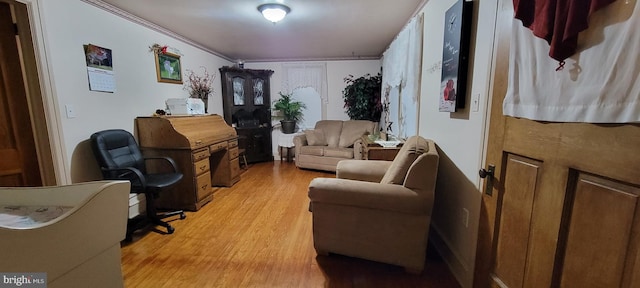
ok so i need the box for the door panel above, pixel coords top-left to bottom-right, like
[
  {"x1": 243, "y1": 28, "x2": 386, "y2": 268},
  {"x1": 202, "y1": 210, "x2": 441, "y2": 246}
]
[
  {"x1": 493, "y1": 155, "x2": 542, "y2": 288},
  {"x1": 557, "y1": 172, "x2": 640, "y2": 287},
  {"x1": 475, "y1": 0, "x2": 640, "y2": 286}
]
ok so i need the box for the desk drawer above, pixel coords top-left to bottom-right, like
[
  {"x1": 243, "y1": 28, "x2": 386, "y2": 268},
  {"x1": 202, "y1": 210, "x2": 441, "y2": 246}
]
[
  {"x1": 193, "y1": 148, "x2": 210, "y2": 161},
  {"x1": 229, "y1": 146, "x2": 239, "y2": 159},
  {"x1": 194, "y1": 158, "x2": 210, "y2": 175},
  {"x1": 210, "y1": 142, "x2": 228, "y2": 153},
  {"x1": 228, "y1": 139, "x2": 238, "y2": 148},
  {"x1": 196, "y1": 171, "x2": 211, "y2": 201},
  {"x1": 230, "y1": 158, "x2": 240, "y2": 180}
]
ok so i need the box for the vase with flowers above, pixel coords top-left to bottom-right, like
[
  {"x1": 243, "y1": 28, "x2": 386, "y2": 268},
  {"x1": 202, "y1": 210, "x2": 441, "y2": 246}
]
[{"x1": 184, "y1": 67, "x2": 215, "y2": 113}]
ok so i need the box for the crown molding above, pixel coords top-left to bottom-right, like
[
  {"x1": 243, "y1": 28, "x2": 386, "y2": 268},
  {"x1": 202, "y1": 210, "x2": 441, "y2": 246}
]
[
  {"x1": 246, "y1": 55, "x2": 381, "y2": 63},
  {"x1": 80, "y1": 0, "x2": 234, "y2": 62}
]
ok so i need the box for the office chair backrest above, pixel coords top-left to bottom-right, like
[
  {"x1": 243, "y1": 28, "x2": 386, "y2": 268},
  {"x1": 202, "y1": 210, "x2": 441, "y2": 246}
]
[{"x1": 90, "y1": 129, "x2": 146, "y2": 179}]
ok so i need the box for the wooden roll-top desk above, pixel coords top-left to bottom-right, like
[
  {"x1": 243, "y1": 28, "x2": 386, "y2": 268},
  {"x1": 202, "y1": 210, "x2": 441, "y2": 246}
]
[{"x1": 135, "y1": 114, "x2": 240, "y2": 211}]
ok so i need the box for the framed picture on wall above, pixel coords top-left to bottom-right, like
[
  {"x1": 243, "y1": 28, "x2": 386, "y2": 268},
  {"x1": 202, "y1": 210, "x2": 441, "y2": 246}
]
[
  {"x1": 155, "y1": 52, "x2": 182, "y2": 84},
  {"x1": 439, "y1": 0, "x2": 473, "y2": 112}
]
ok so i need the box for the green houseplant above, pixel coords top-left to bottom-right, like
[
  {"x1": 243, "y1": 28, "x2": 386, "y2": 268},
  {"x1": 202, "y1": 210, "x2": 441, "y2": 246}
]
[
  {"x1": 273, "y1": 92, "x2": 306, "y2": 134},
  {"x1": 342, "y1": 72, "x2": 382, "y2": 121}
]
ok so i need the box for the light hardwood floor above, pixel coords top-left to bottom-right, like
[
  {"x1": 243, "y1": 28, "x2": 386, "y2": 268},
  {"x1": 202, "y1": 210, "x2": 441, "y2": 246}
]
[{"x1": 121, "y1": 161, "x2": 460, "y2": 288}]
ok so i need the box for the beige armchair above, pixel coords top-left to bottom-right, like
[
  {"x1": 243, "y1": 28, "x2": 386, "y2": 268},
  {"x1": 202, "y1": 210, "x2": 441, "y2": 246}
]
[{"x1": 308, "y1": 136, "x2": 439, "y2": 273}]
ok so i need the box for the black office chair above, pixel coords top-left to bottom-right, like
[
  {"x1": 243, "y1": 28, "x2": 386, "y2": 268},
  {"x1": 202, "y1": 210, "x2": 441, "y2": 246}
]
[{"x1": 90, "y1": 129, "x2": 186, "y2": 239}]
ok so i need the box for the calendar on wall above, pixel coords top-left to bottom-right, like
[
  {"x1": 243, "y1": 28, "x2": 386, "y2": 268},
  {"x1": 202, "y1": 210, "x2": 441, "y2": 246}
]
[{"x1": 83, "y1": 44, "x2": 116, "y2": 93}]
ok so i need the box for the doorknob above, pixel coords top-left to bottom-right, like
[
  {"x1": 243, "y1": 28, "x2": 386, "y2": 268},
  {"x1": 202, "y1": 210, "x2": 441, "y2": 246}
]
[
  {"x1": 479, "y1": 166, "x2": 494, "y2": 178},
  {"x1": 479, "y1": 164, "x2": 495, "y2": 196}
]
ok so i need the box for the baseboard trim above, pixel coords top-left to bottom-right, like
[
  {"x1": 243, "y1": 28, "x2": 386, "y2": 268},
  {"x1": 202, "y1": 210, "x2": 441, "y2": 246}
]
[{"x1": 430, "y1": 223, "x2": 472, "y2": 288}]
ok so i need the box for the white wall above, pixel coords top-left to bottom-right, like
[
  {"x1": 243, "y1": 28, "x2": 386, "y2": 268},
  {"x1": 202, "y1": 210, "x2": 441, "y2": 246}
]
[
  {"x1": 30, "y1": 0, "x2": 495, "y2": 285},
  {"x1": 247, "y1": 60, "x2": 381, "y2": 158},
  {"x1": 418, "y1": 0, "x2": 497, "y2": 287},
  {"x1": 37, "y1": 0, "x2": 232, "y2": 182},
  {"x1": 32, "y1": 0, "x2": 380, "y2": 181},
  {"x1": 248, "y1": 60, "x2": 381, "y2": 120}
]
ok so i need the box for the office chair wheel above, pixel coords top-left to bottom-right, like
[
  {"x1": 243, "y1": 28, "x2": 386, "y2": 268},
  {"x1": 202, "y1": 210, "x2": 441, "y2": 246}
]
[
  {"x1": 180, "y1": 212, "x2": 186, "y2": 220},
  {"x1": 167, "y1": 225, "x2": 175, "y2": 234}
]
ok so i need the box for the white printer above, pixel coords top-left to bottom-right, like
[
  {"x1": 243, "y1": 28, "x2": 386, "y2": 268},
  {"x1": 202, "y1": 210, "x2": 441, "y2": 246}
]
[{"x1": 165, "y1": 98, "x2": 205, "y2": 115}]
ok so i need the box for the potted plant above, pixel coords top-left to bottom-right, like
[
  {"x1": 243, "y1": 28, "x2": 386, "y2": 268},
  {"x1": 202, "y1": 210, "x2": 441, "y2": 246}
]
[
  {"x1": 342, "y1": 72, "x2": 382, "y2": 121},
  {"x1": 273, "y1": 92, "x2": 306, "y2": 134}
]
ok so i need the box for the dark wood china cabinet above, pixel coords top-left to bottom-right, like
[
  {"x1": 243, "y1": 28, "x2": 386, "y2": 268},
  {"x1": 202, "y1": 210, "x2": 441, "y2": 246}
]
[{"x1": 219, "y1": 66, "x2": 274, "y2": 163}]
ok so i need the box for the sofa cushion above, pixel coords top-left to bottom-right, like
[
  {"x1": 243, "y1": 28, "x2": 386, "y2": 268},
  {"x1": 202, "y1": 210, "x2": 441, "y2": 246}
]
[
  {"x1": 380, "y1": 136, "x2": 429, "y2": 185},
  {"x1": 304, "y1": 129, "x2": 327, "y2": 146},
  {"x1": 324, "y1": 147, "x2": 354, "y2": 159},
  {"x1": 339, "y1": 120, "x2": 375, "y2": 147},
  {"x1": 315, "y1": 120, "x2": 344, "y2": 147},
  {"x1": 300, "y1": 145, "x2": 325, "y2": 156}
]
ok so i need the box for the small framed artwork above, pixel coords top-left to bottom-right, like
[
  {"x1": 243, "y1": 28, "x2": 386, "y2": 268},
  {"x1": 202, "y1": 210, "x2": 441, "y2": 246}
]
[
  {"x1": 155, "y1": 52, "x2": 182, "y2": 84},
  {"x1": 439, "y1": 0, "x2": 473, "y2": 112}
]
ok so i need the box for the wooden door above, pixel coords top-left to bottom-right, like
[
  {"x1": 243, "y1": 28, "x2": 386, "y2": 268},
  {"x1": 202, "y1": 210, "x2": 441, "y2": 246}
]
[
  {"x1": 0, "y1": 2, "x2": 42, "y2": 186},
  {"x1": 474, "y1": 1, "x2": 640, "y2": 287}
]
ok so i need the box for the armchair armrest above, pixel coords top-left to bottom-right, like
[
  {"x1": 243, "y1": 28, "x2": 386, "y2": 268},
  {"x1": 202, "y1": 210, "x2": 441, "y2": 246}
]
[
  {"x1": 336, "y1": 160, "x2": 392, "y2": 182},
  {"x1": 294, "y1": 134, "x2": 307, "y2": 162},
  {"x1": 308, "y1": 178, "x2": 432, "y2": 214},
  {"x1": 293, "y1": 134, "x2": 308, "y2": 147},
  {"x1": 144, "y1": 156, "x2": 179, "y2": 173}
]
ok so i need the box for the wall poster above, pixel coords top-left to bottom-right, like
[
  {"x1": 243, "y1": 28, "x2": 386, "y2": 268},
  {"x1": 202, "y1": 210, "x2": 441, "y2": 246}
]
[{"x1": 439, "y1": 0, "x2": 473, "y2": 112}]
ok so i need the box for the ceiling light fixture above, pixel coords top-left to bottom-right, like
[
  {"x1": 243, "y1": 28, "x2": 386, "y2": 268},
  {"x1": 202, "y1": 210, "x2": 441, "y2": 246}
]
[{"x1": 257, "y1": 3, "x2": 290, "y2": 23}]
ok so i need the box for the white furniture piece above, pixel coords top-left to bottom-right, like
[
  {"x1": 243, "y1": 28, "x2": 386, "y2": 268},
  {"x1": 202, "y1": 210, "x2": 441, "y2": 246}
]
[
  {"x1": 128, "y1": 193, "x2": 146, "y2": 219},
  {"x1": 278, "y1": 131, "x2": 303, "y2": 162},
  {"x1": 0, "y1": 181, "x2": 130, "y2": 288}
]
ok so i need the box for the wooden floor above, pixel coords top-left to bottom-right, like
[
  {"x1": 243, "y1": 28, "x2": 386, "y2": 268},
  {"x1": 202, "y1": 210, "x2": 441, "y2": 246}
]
[{"x1": 121, "y1": 161, "x2": 460, "y2": 288}]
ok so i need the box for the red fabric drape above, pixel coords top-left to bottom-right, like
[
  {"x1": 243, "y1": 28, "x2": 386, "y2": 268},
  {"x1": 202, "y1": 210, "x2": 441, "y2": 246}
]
[{"x1": 513, "y1": 0, "x2": 616, "y2": 63}]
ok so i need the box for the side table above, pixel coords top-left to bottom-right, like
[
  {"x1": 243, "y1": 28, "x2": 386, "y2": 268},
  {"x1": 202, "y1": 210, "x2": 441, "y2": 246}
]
[
  {"x1": 278, "y1": 132, "x2": 302, "y2": 162},
  {"x1": 361, "y1": 136, "x2": 403, "y2": 161}
]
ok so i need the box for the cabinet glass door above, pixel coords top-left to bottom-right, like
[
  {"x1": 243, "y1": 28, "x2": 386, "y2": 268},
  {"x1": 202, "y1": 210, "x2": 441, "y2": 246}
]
[
  {"x1": 232, "y1": 76, "x2": 245, "y2": 105},
  {"x1": 253, "y1": 78, "x2": 265, "y2": 105}
]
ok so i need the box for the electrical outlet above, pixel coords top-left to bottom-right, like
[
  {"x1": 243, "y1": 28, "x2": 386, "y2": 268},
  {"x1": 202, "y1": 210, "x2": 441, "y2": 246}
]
[{"x1": 462, "y1": 208, "x2": 469, "y2": 228}]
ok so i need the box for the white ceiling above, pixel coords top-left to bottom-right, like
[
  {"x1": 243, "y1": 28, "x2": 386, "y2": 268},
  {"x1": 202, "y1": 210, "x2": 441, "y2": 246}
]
[{"x1": 95, "y1": 0, "x2": 426, "y2": 62}]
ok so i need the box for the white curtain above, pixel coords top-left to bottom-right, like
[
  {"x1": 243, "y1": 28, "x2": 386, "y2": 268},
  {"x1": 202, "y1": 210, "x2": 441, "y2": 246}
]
[
  {"x1": 382, "y1": 28, "x2": 409, "y2": 88},
  {"x1": 293, "y1": 87, "x2": 322, "y2": 130},
  {"x1": 382, "y1": 14, "x2": 424, "y2": 138},
  {"x1": 504, "y1": 0, "x2": 640, "y2": 123},
  {"x1": 281, "y1": 63, "x2": 328, "y2": 104}
]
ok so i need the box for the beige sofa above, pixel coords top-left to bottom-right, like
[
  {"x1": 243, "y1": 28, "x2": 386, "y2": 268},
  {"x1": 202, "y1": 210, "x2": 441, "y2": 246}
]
[
  {"x1": 308, "y1": 136, "x2": 439, "y2": 273},
  {"x1": 294, "y1": 120, "x2": 376, "y2": 172}
]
